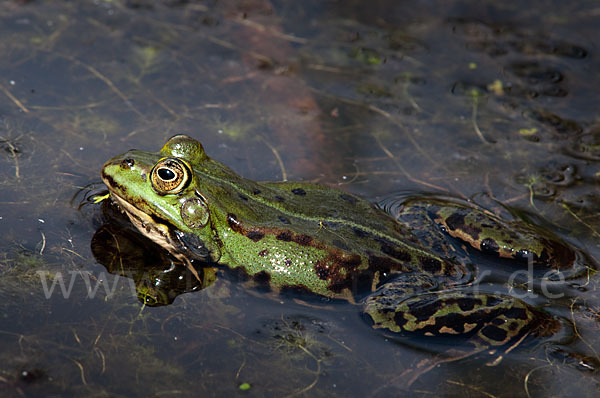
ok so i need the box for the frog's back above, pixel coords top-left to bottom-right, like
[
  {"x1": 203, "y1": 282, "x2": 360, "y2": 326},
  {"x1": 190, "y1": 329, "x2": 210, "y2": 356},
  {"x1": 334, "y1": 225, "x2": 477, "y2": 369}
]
[{"x1": 207, "y1": 177, "x2": 462, "y2": 299}]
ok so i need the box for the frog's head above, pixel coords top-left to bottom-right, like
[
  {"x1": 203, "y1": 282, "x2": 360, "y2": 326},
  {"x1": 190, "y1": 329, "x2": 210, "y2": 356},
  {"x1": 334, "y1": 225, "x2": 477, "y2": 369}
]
[{"x1": 101, "y1": 134, "x2": 219, "y2": 261}]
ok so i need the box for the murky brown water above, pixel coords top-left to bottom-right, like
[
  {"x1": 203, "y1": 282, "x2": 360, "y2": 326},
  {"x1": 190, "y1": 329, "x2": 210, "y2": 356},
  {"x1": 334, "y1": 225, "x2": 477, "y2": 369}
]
[{"x1": 1, "y1": 1, "x2": 600, "y2": 396}]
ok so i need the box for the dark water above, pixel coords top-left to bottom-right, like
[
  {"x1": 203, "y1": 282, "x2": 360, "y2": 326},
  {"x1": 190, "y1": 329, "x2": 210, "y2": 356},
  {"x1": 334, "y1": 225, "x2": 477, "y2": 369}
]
[{"x1": 1, "y1": 0, "x2": 600, "y2": 396}]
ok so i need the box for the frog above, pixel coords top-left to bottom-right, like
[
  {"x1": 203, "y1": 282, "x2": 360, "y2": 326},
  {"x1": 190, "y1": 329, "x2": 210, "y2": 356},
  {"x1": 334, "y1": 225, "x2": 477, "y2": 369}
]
[{"x1": 100, "y1": 135, "x2": 588, "y2": 380}]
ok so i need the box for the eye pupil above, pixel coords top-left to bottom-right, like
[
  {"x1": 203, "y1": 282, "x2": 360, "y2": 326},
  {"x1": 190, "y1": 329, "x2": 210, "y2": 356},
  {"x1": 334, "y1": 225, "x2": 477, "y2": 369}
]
[{"x1": 158, "y1": 168, "x2": 176, "y2": 181}]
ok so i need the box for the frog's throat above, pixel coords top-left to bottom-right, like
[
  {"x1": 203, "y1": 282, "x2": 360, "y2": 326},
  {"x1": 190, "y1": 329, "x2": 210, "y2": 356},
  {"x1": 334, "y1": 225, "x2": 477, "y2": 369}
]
[{"x1": 109, "y1": 192, "x2": 182, "y2": 256}]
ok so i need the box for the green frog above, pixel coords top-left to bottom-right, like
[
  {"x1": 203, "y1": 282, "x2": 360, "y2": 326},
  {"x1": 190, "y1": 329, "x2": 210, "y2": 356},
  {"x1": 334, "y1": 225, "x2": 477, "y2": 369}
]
[{"x1": 101, "y1": 135, "x2": 587, "y2": 371}]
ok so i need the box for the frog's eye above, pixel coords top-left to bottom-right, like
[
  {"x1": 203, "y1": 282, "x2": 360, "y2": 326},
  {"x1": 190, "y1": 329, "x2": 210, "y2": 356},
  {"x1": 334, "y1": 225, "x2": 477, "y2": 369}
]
[{"x1": 151, "y1": 158, "x2": 191, "y2": 194}]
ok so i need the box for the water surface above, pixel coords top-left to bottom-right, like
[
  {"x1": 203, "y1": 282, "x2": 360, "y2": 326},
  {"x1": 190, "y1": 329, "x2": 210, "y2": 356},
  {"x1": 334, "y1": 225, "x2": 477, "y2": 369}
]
[{"x1": 1, "y1": 1, "x2": 600, "y2": 396}]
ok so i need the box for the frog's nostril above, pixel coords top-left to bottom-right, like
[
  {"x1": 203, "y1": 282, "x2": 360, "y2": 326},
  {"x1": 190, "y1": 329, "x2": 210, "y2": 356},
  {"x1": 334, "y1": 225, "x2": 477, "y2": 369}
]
[{"x1": 123, "y1": 158, "x2": 135, "y2": 168}]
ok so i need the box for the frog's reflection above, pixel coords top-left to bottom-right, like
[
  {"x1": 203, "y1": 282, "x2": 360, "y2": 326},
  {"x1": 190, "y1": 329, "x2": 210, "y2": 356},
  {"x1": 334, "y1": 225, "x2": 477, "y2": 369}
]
[{"x1": 91, "y1": 201, "x2": 216, "y2": 306}]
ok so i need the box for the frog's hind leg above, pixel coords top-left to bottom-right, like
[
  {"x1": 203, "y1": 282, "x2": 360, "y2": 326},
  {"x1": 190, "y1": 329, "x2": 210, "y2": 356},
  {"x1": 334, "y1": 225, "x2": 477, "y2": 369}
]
[
  {"x1": 395, "y1": 196, "x2": 588, "y2": 279},
  {"x1": 365, "y1": 289, "x2": 559, "y2": 349},
  {"x1": 364, "y1": 288, "x2": 561, "y2": 386}
]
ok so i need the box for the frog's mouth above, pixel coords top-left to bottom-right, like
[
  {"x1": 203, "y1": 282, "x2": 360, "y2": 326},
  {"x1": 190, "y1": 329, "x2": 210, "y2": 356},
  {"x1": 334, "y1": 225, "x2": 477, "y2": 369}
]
[{"x1": 108, "y1": 192, "x2": 182, "y2": 257}]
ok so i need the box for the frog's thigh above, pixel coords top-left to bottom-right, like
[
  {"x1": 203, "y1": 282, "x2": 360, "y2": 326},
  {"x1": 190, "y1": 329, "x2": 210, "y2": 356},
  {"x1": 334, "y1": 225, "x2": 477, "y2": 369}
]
[{"x1": 364, "y1": 291, "x2": 557, "y2": 349}]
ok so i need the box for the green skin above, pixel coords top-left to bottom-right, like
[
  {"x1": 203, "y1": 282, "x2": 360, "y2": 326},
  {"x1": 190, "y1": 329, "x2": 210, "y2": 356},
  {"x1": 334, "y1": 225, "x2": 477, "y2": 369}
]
[{"x1": 101, "y1": 135, "x2": 578, "y2": 351}]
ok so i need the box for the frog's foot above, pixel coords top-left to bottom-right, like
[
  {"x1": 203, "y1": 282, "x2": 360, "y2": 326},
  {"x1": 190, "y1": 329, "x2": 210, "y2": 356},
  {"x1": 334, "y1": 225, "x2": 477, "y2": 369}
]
[
  {"x1": 364, "y1": 289, "x2": 561, "y2": 386},
  {"x1": 395, "y1": 197, "x2": 593, "y2": 279}
]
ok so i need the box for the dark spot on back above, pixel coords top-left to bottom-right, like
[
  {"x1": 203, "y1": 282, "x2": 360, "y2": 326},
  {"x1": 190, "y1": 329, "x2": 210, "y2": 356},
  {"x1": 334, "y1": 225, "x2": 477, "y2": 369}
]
[
  {"x1": 278, "y1": 215, "x2": 291, "y2": 224},
  {"x1": 276, "y1": 231, "x2": 292, "y2": 241},
  {"x1": 274, "y1": 195, "x2": 285, "y2": 202},
  {"x1": 340, "y1": 193, "x2": 359, "y2": 204},
  {"x1": 258, "y1": 249, "x2": 269, "y2": 257},
  {"x1": 253, "y1": 189, "x2": 261, "y2": 195},
  {"x1": 238, "y1": 193, "x2": 249, "y2": 201},
  {"x1": 124, "y1": 158, "x2": 135, "y2": 167},
  {"x1": 246, "y1": 230, "x2": 265, "y2": 242},
  {"x1": 284, "y1": 258, "x2": 292, "y2": 266},
  {"x1": 141, "y1": 173, "x2": 147, "y2": 182},
  {"x1": 291, "y1": 188, "x2": 306, "y2": 196}
]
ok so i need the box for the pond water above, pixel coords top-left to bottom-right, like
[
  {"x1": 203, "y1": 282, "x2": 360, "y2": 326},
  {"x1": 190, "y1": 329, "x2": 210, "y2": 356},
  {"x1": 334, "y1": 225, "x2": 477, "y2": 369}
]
[{"x1": 1, "y1": 0, "x2": 600, "y2": 396}]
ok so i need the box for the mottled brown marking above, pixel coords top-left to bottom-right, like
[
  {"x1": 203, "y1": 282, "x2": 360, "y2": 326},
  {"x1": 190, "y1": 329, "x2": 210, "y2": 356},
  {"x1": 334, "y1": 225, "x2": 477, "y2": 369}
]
[
  {"x1": 258, "y1": 249, "x2": 269, "y2": 257},
  {"x1": 419, "y1": 257, "x2": 442, "y2": 274},
  {"x1": 227, "y1": 213, "x2": 242, "y2": 233},
  {"x1": 504, "y1": 307, "x2": 529, "y2": 320},
  {"x1": 246, "y1": 230, "x2": 265, "y2": 242},
  {"x1": 380, "y1": 242, "x2": 412, "y2": 263},
  {"x1": 407, "y1": 296, "x2": 444, "y2": 322},
  {"x1": 456, "y1": 297, "x2": 482, "y2": 311},
  {"x1": 276, "y1": 231, "x2": 292, "y2": 241},
  {"x1": 444, "y1": 210, "x2": 482, "y2": 241},
  {"x1": 315, "y1": 260, "x2": 329, "y2": 280},
  {"x1": 293, "y1": 234, "x2": 313, "y2": 246},
  {"x1": 393, "y1": 312, "x2": 408, "y2": 328},
  {"x1": 368, "y1": 255, "x2": 409, "y2": 276},
  {"x1": 480, "y1": 325, "x2": 508, "y2": 342},
  {"x1": 314, "y1": 252, "x2": 363, "y2": 293}
]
